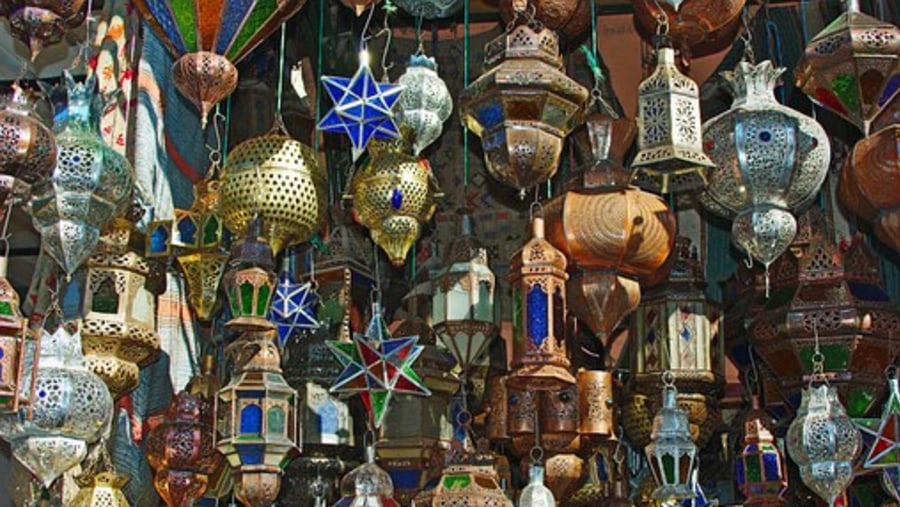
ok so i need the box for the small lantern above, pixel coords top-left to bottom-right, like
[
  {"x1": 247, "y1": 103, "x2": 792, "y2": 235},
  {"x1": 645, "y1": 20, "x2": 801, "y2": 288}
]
[
  {"x1": 0, "y1": 254, "x2": 28, "y2": 412},
  {"x1": 5, "y1": 0, "x2": 87, "y2": 59},
  {"x1": 459, "y1": 24, "x2": 589, "y2": 193},
  {"x1": 631, "y1": 47, "x2": 715, "y2": 194},
  {"x1": 786, "y1": 383, "x2": 861, "y2": 506},
  {"x1": 69, "y1": 471, "x2": 130, "y2": 507},
  {"x1": 394, "y1": 0, "x2": 461, "y2": 19},
  {"x1": 216, "y1": 329, "x2": 300, "y2": 507},
  {"x1": 735, "y1": 395, "x2": 788, "y2": 505},
  {"x1": 414, "y1": 462, "x2": 513, "y2": 507},
  {"x1": 432, "y1": 214, "x2": 497, "y2": 375},
  {"x1": 518, "y1": 462, "x2": 557, "y2": 507},
  {"x1": 577, "y1": 369, "x2": 615, "y2": 438},
  {"x1": 222, "y1": 215, "x2": 277, "y2": 332},
  {"x1": 333, "y1": 445, "x2": 400, "y2": 507},
  {"x1": 145, "y1": 177, "x2": 230, "y2": 321},
  {"x1": 795, "y1": 0, "x2": 900, "y2": 136},
  {"x1": 395, "y1": 54, "x2": 454, "y2": 155},
  {"x1": 645, "y1": 382, "x2": 698, "y2": 503},
  {"x1": 81, "y1": 218, "x2": 161, "y2": 398},
  {"x1": 507, "y1": 214, "x2": 573, "y2": 391}
]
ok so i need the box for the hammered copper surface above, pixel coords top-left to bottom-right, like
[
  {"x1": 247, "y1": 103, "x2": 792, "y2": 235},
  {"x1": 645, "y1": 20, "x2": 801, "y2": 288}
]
[
  {"x1": 497, "y1": 0, "x2": 591, "y2": 41},
  {"x1": 633, "y1": 0, "x2": 744, "y2": 59}
]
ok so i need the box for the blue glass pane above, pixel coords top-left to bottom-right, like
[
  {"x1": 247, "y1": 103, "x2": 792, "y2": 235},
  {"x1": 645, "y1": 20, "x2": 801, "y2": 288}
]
[
  {"x1": 390, "y1": 470, "x2": 422, "y2": 490},
  {"x1": 849, "y1": 282, "x2": 890, "y2": 302},
  {"x1": 372, "y1": 117, "x2": 399, "y2": 140},
  {"x1": 594, "y1": 453, "x2": 608, "y2": 481},
  {"x1": 390, "y1": 188, "x2": 403, "y2": 210},
  {"x1": 177, "y1": 216, "x2": 197, "y2": 245},
  {"x1": 879, "y1": 75, "x2": 900, "y2": 106},
  {"x1": 477, "y1": 103, "x2": 503, "y2": 129},
  {"x1": 236, "y1": 443, "x2": 264, "y2": 465},
  {"x1": 216, "y1": 0, "x2": 255, "y2": 55},
  {"x1": 149, "y1": 225, "x2": 169, "y2": 254},
  {"x1": 762, "y1": 451, "x2": 781, "y2": 480},
  {"x1": 318, "y1": 398, "x2": 338, "y2": 436},
  {"x1": 745, "y1": 444, "x2": 757, "y2": 453},
  {"x1": 735, "y1": 459, "x2": 745, "y2": 485},
  {"x1": 344, "y1": 103, "x2": 365, "y2": 121},
  {"x1": 526, "y1": 285, "x2": 548, "y2": 348},
  {"x1": 240, "y1": 404, "x2": 263, "y2": 434}
]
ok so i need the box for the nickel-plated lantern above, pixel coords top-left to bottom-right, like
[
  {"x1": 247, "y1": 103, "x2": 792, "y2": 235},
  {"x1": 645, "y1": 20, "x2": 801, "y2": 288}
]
[
  {"x1": 645, "y1": 380, "x2": 698, "y2": 504},
  {"x1": 395, "y1": 54, "x2": 453, "y2": 155},
  {"x1": 518, "y1": 462, "x2": 557, "y2": 507},
  {"x1": 459, "y1": 23, "x2": 589, "y2": 193}
]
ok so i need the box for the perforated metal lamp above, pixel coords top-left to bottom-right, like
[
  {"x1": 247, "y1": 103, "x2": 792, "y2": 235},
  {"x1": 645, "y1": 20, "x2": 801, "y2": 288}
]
[{"x1": 645, "y1": 380, "x2": 698, "y2": 503}]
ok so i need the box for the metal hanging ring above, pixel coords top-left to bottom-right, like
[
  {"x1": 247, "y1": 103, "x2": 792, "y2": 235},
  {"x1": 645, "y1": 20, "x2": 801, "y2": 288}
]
[{"x1": 530, "y1": 445, "x2": 544, "y2": 464}]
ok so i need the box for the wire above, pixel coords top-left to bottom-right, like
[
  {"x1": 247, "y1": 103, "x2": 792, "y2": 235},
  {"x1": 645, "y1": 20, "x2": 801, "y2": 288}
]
[
  {"x1": 463, "y1": 0, "x2": 470, "y2": 194},
  {"x1": 276, "y1": 23, "x2": 288, "y2": 118}
]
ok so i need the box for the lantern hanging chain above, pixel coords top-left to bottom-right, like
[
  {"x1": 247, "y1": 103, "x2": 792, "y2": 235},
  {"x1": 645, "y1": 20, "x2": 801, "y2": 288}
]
[
  {"x1": 810, "y1": 320, "x2": 828, "y2": 386},
  {"x1": 463, "y1": 0, "x2": 470, "y2": 195},
  {"x1": 415, "y1": 14, "x2": 426, "y2": 55},
  {"x1": 739, "y1": 4, "x2": 755, "y2": 64},
  {"x1": 205, "y1": 104, "x2": 226, "y2": 178},
  {"x1": 379, "y1": 1, "x2": 396, "y2": 79},
  {"x1": 274, "y1": 22, "x2": 288, "y2": 132},
  {"x1": 650, "y1": 0, "x2": 669, "y2": 37},
  {"x1": 507, "y1": 0, "x2": 539, "y2": 33},
  {"x1": 69, "y1": 0, "x2": 95, "y2": 72},
  {"x1": 529, "y1": 393, "x2": 545, "y2": 465},
  {"x1": 747, "y1": 344, "x2": 761, "y2": 396}
]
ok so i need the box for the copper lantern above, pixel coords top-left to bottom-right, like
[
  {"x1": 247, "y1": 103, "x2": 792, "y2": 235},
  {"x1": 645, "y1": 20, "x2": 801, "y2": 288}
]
[
  {"x1": 0, "y1": 83, "x2": 56, "y2": 197},
  {"x1": 413, "y1": 461, "x2": 513, "y2": 507},
  {"x1": 459, "y1": 24, "x2": 589, "y2": 193},
  {"x1": 4, "y1": 0, "x2": 87, "y2": 59},
  {"x1": 496, "y1": 0, "x2": 591, "y2": 42},
  {"x1": 632, "y1": 0, "x2": 745, "y2": 60}
]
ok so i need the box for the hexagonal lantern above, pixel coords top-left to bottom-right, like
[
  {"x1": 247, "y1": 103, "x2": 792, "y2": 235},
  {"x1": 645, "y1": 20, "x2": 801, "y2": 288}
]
[
  {"x1": 0, "y1": 254, "x2": 28, "y2": 412},
  {"x1": 223, "y1": 216, "x2": 277, "y2": 332}
]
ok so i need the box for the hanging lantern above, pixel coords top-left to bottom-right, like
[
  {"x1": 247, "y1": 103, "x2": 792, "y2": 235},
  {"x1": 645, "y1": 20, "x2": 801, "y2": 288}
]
[
  {"x1": 0, "y1": 254, "x2": 28, "y2": 412},
  {"x1": 4, "y1": 0, "x2": 87, "y2": 59},
  {"x1": 146, "y1": 392, "x2": 223, "y2": 507},
  {"x1": 28, "y1": 72, "x2": 134, "y2": 276},
  {"x1": 496, "y1": 0, "x2": 591, "y2": 42},
  {"x1": 431, "y1": 214, "x2": 497, "y2": 375},
  {"x1": 216, "y1": 329, "x2": 300, "y2": 507},
  {"x1": 333, "y1": 445, "x2": 399, "y2": 507},
  {"x1": 518, "y1": 462, "x2": 557, "y2": 507},
  {"x1": 631, "y1": 47, "x2": 715, "y2": 194},
  {"x1": 795, "y1": 0, "x2": 900, "y2": 136},
  {"x1": 395, "y1": 54, "x2": 453, "y2": 155},
  {"x1": 701, "y1": 60, "x2": 830, "y2": 274},
  {"x1": 269, "y1": 265, "x2": 320, "y2": 349},
  {"x1": 577, "y1": 369, "x2": 615, "y2": 438},
  {"x1": 507, "y1": 214, "x2": 574, "y2": 391},
  {"x1": 145, "y1": 177, "x2": 231, "y2": 321},
  {"x1": 459, "y1": 23, "x2": 589, "y2": 193},
  {"x1": 414, "y1": 461, "x2": 513, "y2": 507},
  {"x1": 221, "y1": 125, "x2": 326, "y2": 255},
  {"x1": 80, "y1": 218, "x2": 160, "y2": 399},
  {"x1": 735, "y1": 395, "x2": 788, "y2": 506},
  {"x1": 5, "y1": 325, "x2": 113, "y2": 488},
  {"x1": 645, "y1": 382, "x2": 698, "y2": 503},
  {"x1": 222, "y1": 216, "x2": 277, "y2": 332},
  {"x1": 69, "y1": 471, "x2": 130, "y2": 507},
  {"x1": 786, "y1": 383, "x2": 861, "y2": 506},
  {"x1": 545, "y1": 115, "x2": 676, "y2": 341},
  {"x1": 394, "y1": 0, "x2": 461, "y2": 19},
  {"x1": 632, "y1": 0, "x2": 745, "y2": 60},
  {"x1": 346, "y1": 136, "x2": 442, "y2": 266},
  {"x1": 569, "y1": 442, "x2": 631, "y2": 507},
  {"x1": 133, "y1": 0, "x2": 307, "y2": 127},
  {"x1": 839, "y1": 125, "x2": 900, "y2": 253},
  {"x1": 338, "y1": 0, "x2": 381, "y2": 16},
  {"x1": 0, "y1": 83, "x2": 57, "y2": 192}
]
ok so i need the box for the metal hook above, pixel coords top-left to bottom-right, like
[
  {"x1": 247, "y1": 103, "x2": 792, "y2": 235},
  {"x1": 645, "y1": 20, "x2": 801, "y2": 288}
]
[{"x1": 650, "y1": 0, "x2": 669, "y2": 35}]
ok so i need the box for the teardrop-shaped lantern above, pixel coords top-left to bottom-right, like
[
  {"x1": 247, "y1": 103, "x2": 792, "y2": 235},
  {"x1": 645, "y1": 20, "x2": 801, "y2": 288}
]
[
  {"x1": 5, "y1": 0, "x2": 87, "y2": 59},
  {"x1": 395, "y1": 54, "x2": 453, "y2": 155}
]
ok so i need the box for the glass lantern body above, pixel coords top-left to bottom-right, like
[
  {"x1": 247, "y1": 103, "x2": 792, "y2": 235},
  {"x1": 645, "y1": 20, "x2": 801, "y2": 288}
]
[
  {"x1": 735, "y1": 397, "x2": 788, "y2": 505},
  {"x1": 645, "y1": 386, "x2": 698, "y2": 503},
  {"x1": 518, "y1": 463, "x2": 556, "y2": 507},
  {"x1": 222, "y1": 216, "x2": 277, "y2": 332}
]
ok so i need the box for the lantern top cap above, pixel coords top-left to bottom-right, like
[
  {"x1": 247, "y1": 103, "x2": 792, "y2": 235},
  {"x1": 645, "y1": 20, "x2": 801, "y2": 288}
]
[
  {"x1": 721, "y1": 60, "x2": 786, "y2": 103},
  {"x1": 484, "y1": 23, "x2": 562, "y2": 69},
  {"x1": 408, "y1": 54, "x2": 438, "y2": 71}
]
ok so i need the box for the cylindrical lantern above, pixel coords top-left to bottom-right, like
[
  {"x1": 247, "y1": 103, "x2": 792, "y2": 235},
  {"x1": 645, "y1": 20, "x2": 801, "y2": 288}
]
[
  {"x1": 577, "y1": 369, "x2": 615, "y2": 438},
  {"x1": 459, "y1": 24, "x2": 589, "y2": 193},
  {"x1": 645, "y1": 382, "x2": 698, "y2": 503},
  {"x1": 735, "y1": 395, "x2": 788, "y2": 505},
  {"x1": 631, "y1": 47, "x2": 715, "y2": 194},
  {"x1": 222, "y1": 215, "x2": 277, "y2": 332},
  {"x1": 507, "y1": 215, "x2": 573, "y2": 391},
  {"x1": 395, "y1": 54, "x2": 453, "y2": 155}
]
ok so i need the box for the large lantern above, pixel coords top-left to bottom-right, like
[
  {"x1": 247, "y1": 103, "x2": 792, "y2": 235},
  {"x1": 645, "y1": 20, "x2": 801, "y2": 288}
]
[
  {"x1": 507, "y1": 214, "x2": 573, "y2": 391},
  {"x1": 346, "y1": 136, "x2": 441, "y2": 266},
  {"x1": 794, "y1": 0, "x2": 900, "y2": 136},
  {"x1": 395, "y1": 54, "x2": 453, "y2": 155},
  {"x1": 631, "y1": 47, "x2": 715, "y2": 194},
  {"x1": 645, "y1": 381, "x2": 698, "y2": 503},
  {"x1": 0, "y1": 83, "x2": 57, "y2": 192},
  {"x1": 221, "y1": 125, "x2": 326, "y2": 255},
  {"x1": 702, "y1": 60, "x2": 830, "y2": 275},
  {"x1": 4, "y1": 0, "x2": 87, "y2": 59},
  {"x1": 735, "y1": 395, "x2": 788, "y2": 505},
  {"x1": 459, "y1": 23, "x2": 589, "y2": 193},
  {"x1": 216, "y1": 329, "x2": 300, "y2": 507},
  {"x1": 132, "y1": 0, "x2": 307, "y2": 127},
  {"x1": 81, "y1": 218, "x2": 160, "y2": 398},
  {"x1": 222, "y1": 216, "x2": 277, "y2": 332},
  {"x1": 431, "y1": 214, "x2": 497, "y2": 375},
  {"x1": 28, "y1": 72, "x2": 134, "y2": 276},
  {"x1": 786, "y1": 383, "x2": 861, "y2": 506},
  {"x1": 145, "y1": 177, "x2": 231, "y2": 321}
]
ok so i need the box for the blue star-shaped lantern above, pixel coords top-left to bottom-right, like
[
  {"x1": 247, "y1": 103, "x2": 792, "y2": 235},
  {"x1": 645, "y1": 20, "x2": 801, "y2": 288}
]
[
  {"x1": 317, "y1": 51, "x2": 403, "y2": 156},
  {"x1": 269, "y1": 271, "x2": 320, "y2": 348},
  {"x1": 326, "y1": 302, "x2": 430, "y2": 429}
]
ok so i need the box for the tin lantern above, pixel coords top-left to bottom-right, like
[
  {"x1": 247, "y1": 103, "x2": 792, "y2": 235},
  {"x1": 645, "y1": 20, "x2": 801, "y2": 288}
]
[
  {"x1": 645, "y1": 381, "x2": 698, "y2": 503},
  {"x1": 631, "y1": 47, "x2": 715, "y2": 194},
  {"x1": 395, "y1": 54, "x2": 453, "y2": 155},
  {"x1": 795, "y1": 0, "x2": 900, "y2": 136},
  {"x1": 459, "y1": 24, "x2": 589, "y2": 193}
]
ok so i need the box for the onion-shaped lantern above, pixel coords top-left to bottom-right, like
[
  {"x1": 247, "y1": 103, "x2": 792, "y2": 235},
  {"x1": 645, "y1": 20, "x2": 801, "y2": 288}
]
[
  {"x1": 221, "y1": 125, "x2": 326, "y2": 255},
  {"x1": 395, "y1": 54, "x2": 453, "y2": 155},
  {"x1": 632, "y1": 0, "x2": 745, "y2": 61},
  {"x1": 645, "y1": 381, "x2": 698, "y2": 503},
  {"x1": 0, "y1": 83, "x2": 56, "y2": 196},
  {"x1": 394, "y1": 0, "x2": 461, "y2": 19},
  {"x1": 346, "y1": 136, "x2": 441, "y2": 266},
  {"x1": 496, "y1": 0, "x2": 591, "y2": 42},
  {"x1": 28, "y1": 72, "x2": 134, "y2": 276},
  {"x1": 735, "y1": 395, "x2": 788, "y2": 505},
  {"x1": 459, "y1": 24, "x2": 589, "y2": 193},
  {"x1": 132, "y1": 0, "x2": 307, "y2": 127},
  {"x1": 69, "y1": 471, "x2": 131, "y2": 507},
  {"x1": 787, "y1": 383, "x2": 861, "y2": 506},
  {"x1": 839, "y1": 125, "x2": 900, "y2": 253},
  {"x1": 339, "y1": 0, "x2": 381, "y2": 16},
  {"x1": 5, "y1": 325, "x2": 113, "y2": 488},
  {"x1": 4, "y1": 0, "x2": 87, "y2": 59},
  {"x1": 702, "y1": 60, "x2": 830, "y2": 275},
  {"x1": 333, "y1": 445, "x2": 400, "y2": 507},
  {"x1": 545, "y1": 116, "x2": 676, "y2": 341},
  {"x1": 795, "y1": 0, "x2": 900, "y2": 136},
  {"x1": 147, "y1": 392, "x2": 223, "y2": 507}
]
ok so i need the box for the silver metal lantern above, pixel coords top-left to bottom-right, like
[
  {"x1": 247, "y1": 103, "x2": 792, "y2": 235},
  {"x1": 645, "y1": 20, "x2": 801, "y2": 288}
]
[{"x1": 395, "y1": 54, "x2": 453, "y2": 155}]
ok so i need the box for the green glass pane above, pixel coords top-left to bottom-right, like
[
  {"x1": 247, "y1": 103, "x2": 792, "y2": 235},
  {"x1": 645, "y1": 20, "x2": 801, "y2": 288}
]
[
  {"x1": 317, "y1": 296, "x2": 343, "y2": 324},
  {"x1": 0, "y1": 301, "x2": 13, "y2": 317},
  {"x1": 203, "y1": 216, "x2": 220, "y2": 246},
  {"x1": 746, "y1": 455, "x2": 762, "y2": 483},
  {"x1": 798, "y1": 344, "x2": 850, "y2": 371},
  {"x1": 847, "y1": 388, "x2": 876, "y2": 418},
  {"x1": 240, "y1": 282, "x2": 254, "y2": 315},
  {"x1": 267, "y1": 406, "x2": 286, "y2": 435},
  {"x1": 257, "y1": 284, "x2": 271, "y2": 316},
  {"x1": 831, "y1": 73, "x2": 860, "y2": 114},
  {"x1": 229, "y1": 287, "x2": 239, "y2": 315},
  {"x1": 512, "y1": 289, "x2": 522, "y2": 344},
  {"x1": 226, "y1": 0, "x2": 277, "y2": 60},
  {"x1": 442, "y1": 474, "x2": 471, "y2": 490},
  {"x1": 369, "y1": 390, "x2": 388, "y2": 422},
  {"x1": 170, "y1": 0, "x2": 198, "y2": 53},
  {"x1": 662, "y1": 454, "x2": 676, "y2": 484}
]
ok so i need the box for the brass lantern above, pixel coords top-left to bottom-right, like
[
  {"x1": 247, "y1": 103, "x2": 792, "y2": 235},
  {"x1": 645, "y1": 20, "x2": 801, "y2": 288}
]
[
  {"x1": 145, "y1": 177, "x2": 231, "y2": 321},
  {"x1": 413, "y1": 461, "x2": 513, "y2": 507},
  {"x1": 631, "y1": 47, "x2": 715, "y2": 194},
  {"x1": 735, "y1": 395, "x2": 788, "y2": 506},
  {"x1": 221, "y1": 124, "x2": 326, "y2": 255},
  {"x1": 216, "y1": 329, "x2": 300, "y2": 507},
  {"x1": 577, "y1": 369, "x2": 615, "y2": 438},
  {"x1": 0, "y1": 83, "x2": 57, "y2": 190},
  {"x1": 5, "y1": 0, "x2": 87, "y2": 59},
  {"x1": 645, "y1": 382, "x2": 698, "y2": 503},
  {"x1": 146, "y1": 392, "x2": 223, "y2": 507},
  {"x1": 81, "y1": 218, "x2": 161, "y2": 398},
  {"x1": 507, "y1": 214, "x2": 574, "y2": 391},
  {"x1": 346, "y1": 136, "x2": 442, "y2": 266},
  {"x1": 222, "y1": 215, "x2": 277, "y2": 332},
  {"x1": 795, "y1": 0, "x2": 900, "y2": 136},
  {"x1": 496, "y1": 0, "x2": 591, "y2": 42},
  {"x1": 69, "y1": 471, "x2": 130, "y2": 507},
  {"x1": 459, "y1": 24, "x2": 589, "y2": 193},
  {"x1": 0, "y1": 254, "x2": 28, "y2": 412},
  {"x1": 431, "y1": 214, "x2": 498, "y2": 375}
]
